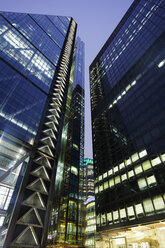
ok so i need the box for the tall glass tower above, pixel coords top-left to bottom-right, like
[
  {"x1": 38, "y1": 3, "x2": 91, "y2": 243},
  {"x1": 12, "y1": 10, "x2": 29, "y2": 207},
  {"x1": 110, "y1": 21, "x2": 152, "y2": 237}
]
[
  {"x1": 90, "y1": 0, "x2": 165, "y2": 247},
  {"x1": 0, "y1": 11, "x2": 84, "y2": 248},
  {"x1": 47, "y1": 37, "x2": 85, "y2": 248}
]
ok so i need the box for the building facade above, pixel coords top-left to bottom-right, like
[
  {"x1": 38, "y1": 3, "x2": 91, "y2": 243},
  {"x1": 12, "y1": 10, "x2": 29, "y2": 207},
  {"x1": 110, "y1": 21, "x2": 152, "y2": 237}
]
[
  {"x1": 47, "y1": 37, "x2": 85, "y2": 248},
  {"x1": 90, "y1": 0, "x2": 165, "y2": 247},
  {"x1": 0, "y1": 11, "x2": 84, "y2": 248},
  {"x1": 83, "y1": 159, "x2": 96, "y2": 248}
]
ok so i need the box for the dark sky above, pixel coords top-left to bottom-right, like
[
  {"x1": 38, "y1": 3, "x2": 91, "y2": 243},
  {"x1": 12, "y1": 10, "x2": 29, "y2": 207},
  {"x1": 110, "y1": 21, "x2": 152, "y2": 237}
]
[{"x1": 1, "y1": 0, "x2": 133, "y2": 158}]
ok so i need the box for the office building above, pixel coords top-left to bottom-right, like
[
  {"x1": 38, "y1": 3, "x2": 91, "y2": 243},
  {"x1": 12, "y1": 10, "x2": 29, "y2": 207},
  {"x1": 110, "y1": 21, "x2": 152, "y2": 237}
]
[
  {"x1": 47, "y1": 37, "x2": 85, "y2": 248},
  {"x1": 0, "y1": 11, "x2": 84, "y2": 248},
  {"x1": 90, "y1": 0, "x2": 165, "y2": 247},
  {"x1": 83, "y1": 159, "x2": 96, "y2": 248}
]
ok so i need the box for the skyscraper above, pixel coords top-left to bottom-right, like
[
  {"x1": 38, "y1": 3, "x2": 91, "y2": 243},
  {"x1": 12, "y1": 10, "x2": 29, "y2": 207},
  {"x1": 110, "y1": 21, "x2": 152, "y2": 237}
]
[
  {"x1": 90, "y1": 0, "x2": 165, "y2": 247},
  {"x1": 47, "y1": 37, "x2": 85, "y2": 248},
  {"x1": 83, "y1": 158, "x2": 96, "y2": 248},
  {"x1": 0, "y1": 11, "x2": 84, "y2": 248}
]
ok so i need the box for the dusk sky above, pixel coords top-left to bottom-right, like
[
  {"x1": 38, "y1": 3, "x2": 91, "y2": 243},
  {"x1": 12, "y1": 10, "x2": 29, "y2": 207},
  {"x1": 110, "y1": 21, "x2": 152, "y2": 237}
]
[{"x1": 1, "y1": 0, "x2": 133, "y2": 158}]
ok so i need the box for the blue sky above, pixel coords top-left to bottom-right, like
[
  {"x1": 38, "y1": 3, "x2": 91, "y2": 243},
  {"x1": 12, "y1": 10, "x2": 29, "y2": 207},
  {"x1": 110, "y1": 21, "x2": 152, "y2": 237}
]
[{"x1": 1, "y1": 0, "x2": 133, "y2": 158}]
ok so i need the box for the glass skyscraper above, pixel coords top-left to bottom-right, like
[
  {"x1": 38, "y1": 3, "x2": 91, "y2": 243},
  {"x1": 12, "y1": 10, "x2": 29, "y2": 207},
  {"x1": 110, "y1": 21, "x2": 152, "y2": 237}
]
[
  {"x1": 0, "y1": 11, "x2": 84, "y2": 248},
  {"x1": 90, "y1": 0, "x2": 165, "y2": 247},
  {"x1": 83, "y1": 158, "x2": 96, "y2": 248}
]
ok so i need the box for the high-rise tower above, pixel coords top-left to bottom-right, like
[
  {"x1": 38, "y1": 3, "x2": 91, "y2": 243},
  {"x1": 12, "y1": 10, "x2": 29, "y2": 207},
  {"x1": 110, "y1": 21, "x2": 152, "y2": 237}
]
[
  {"x1": 0, "y1": 11, "x2": 84, "y2": 248},
  {"x1": 90, "y1": 0, "x2": 165, "y2": 247}
]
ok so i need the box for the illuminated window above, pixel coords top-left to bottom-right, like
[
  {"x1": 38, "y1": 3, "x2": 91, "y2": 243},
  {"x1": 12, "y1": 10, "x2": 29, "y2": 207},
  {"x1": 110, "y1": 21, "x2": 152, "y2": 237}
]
[
  {"x1": 138, "y1": 178, "x2": 147, "y2": 190},
  {"x1": 101, "y1": 213, "x2": 106, "y2": 225},
  {"x1": 153, "y1": 196, "x2": 165, "y2": 212},
  {"x1": 71, "y1": 166, "x2": 78, "y2": 175},
  {"x1": 99, "y1": 175, "x2": 102, "y2": 181},
  {"x1": 120, "y1": 208, "x2": 126, "y2": 221},
  {"x1": 126, "y1": 158, "x2": 131, "y2": 166},
  {"x1": 113, "y1": 210, "x2": 119, "y2": 222},
  {"x1": 139, "y1": 149, "x2": 147, "y2": 158},
  {"x1": 135, "y1": 164, "x2": 143, "y2": 175},
  {"x1": 104, "y1": 181, "x2": 108, "y2": 190},
  {"x1": 143, "y1": 199, "x2": 154, "y2": 215},
  {"x1": 131, "y1": 153, "x2": 139, "y2": 162},
  {"x1": 107, "y1": 212, "x2": 112, "y2": 224},
  {"x1": 99, "y1": 184, "x2": 103, "y2": 192},
  {"x1": 97, "y1": 215, "x2": 100, "y2": 225},
  {"x1": 142, "y1": 160, "x2": 151, "y2": 171},
  {"x1": 95, "y1": 186, "x2": 98, "y2": 194},
  {"x1": 115, "y1": 176, "x2": 120, "y2": 184},
  {"x1": 128, "y1": 170, "x2": 134, "y2": 178},
  {"x1": 108, "y1": 169, "x2": 113, "y2": 176},
  {"x1": 121, "y1": 173, "x2": 127, "y2": 181},
  {"x1": 135, "y1": 203, "x2": 144, "y2": 217},
  {"x1": 147, "y1": 175, "x2": 157, "y2": 187},
  {"x1": 161, "y1": 154, "x2": 165, "y2": 162},
  {"x1": 114, "y1": 166, "x2": 118, "y2": 173},
  {"x1": 109, "y1": 178, "x2": 114, "y2": 188},
  {"x1": 127, "y1": 206, "x2": 135, "y2": 219},
  {"x1": 119, "y1": 162, "x2": 125, "y2": 170},
  {"x1": 151, "y1": 157, "x2": 161, "y2": 167},
  {"x1": 103, "y1": 172, "x2": 107, "y2": 178}
]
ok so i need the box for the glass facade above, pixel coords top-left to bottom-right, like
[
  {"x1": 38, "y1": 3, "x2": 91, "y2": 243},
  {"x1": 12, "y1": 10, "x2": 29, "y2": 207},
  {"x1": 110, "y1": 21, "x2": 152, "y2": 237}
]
[
  {"x1": 0, "y1": 11, "x2": 79, "y2": 248},
  {"x1": 47, "y1": 37, "x2": 85, "y2": 248},
  {"x1": 90, "y1": 0, "x2": 165, "y2": 238},
  {"x1": 83, "y1": 159, "x2": 96, "y2": 248}
]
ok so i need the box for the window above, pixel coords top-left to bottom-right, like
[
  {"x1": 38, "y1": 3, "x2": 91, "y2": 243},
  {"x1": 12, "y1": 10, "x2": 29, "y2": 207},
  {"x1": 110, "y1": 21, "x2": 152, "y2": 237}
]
[
  {"x1": 109, "y1": 178, "x2": 114, "y2": 187},
  {"x1": 151, "y1": 157, "x2": 161, "y2": 166},
  {"x1": 115, "y1": 176, "x2": 121, "y2": 184},
  {"x1": 126, "y1": 158, "x2": 131, "y2": 166},
  {"x1": 139, "y1": 149, "x2": 147, "y2": 158},
  {"x1": 95, "y1": 186, "x2": 98, "y2": 194},
  {"x1": 135, "y1": 164, "x2": 143, "y2": 175},
  {"x1": 119, "y1": 162, "x2": 125, "y2": 170},
  {"x1": 127, "y1": 206, "x2": 135, "y2": 220},
  {"x1": 97, "y1": 214, "x2": 100, "y2": 225},
  {"x1": 101, "y1": 213, "x2": 106, "y2": 225},
  {"x1": 108, "y1": 169, "x2": 113, "y2": 176},
  {"x1": 147, "y1": 175, "x2": 157, "y2": 187},
  {"x1": 142, "y1": 160, "x2": 151, "y2": 171},
  {"x1": 113, "y1": 210, "x2": 119, "y2": 222},
  {"x1": 143, "y1": 199, "x2": 154, "y2": 215},
  {"x1": 104, "y1": 181, "x2": 108, "y2": 189},
  {"x1": 99, "y1": 175, "x2": 102, "y2": 181},
  {"x1": 132, "y1": 153, "x2": 139, "y2": 162},
  {"x1": 121, "y1": 173, "x2": 127, "y2": 181},
  {"x1": 135, "y1": 203, "x2": 144, "y2": 217},
  {"x1": 128, "y1": 170, "x2": 134, "y2": 178},
  {"x1": 120, "y1": 208, "x2": 126, "y2": 221},
  {"x1": 138, "y1": 178, "x2": 147, "y2": 190},
  {"x1": 71, "y1": 166, "x2": 78, "y2": 175},
  {"x1": 99, "y1": 184, "x2": 103, "y2": 192},
  {"x1": 107, "y1": 212, "x2": 112, "y2": 224},
  {"x1": 114, "y1": 166, "x2": 118, "y2": 173},
  {"x1": 103, "y1": 172, "x2": 107, "y2": 178},
  {"x1": 153, "y1": 196, "x2": 165, "y2": 212}
]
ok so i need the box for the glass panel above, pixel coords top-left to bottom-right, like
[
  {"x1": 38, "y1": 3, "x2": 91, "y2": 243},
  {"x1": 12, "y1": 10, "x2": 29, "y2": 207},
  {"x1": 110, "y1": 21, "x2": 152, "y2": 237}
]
[
  {"x1": 121, "y1": 173, "x2": 127, "y2": 181},
  {"x1": 143, "y1": 199, "x2": 154, "y2": 215},
  {"x1": 119, "y1": 162, "x2": 125, "y2": 170},
  {"x1": 139, "y1": 149, "x2": 147, "y2": 158},
  {"x1": 109, "y1": 178, "x2": 114, "y2": 187},
  {"x1": 147, "y1": 175, "x2": 157, "y2": 187},
  {"x1": 142, "y1": 160, "x2": 151, "y2": 171},
  {"x1": 127, "y1": 206, "x2": 135, "y2": 219},
  {"x1": 135, "y1": 203, "x2": 144, "y2": 217},
  {"x1": 151, "y1": 157, "x2": 161, "y2": 166},
  {"x1": 153, "y1": 196, "x2": 165, "y2": 212},
  {"x1": 128, "y1": 170, "x2": 134, "y2": 178},
  {"x1": 138, "y1": 178, "x2": 147, "y2": 190},
  {"x1": 104, "y1": 181, "x2": 109, "y2": 189},
  {"x1": 131, "y1": 153, "x2": 139, "y2": 162},
  {"x1": 135, "y1": 164, "x2": 143, "y2": 175},
  {"x1": 115, "y1": 176, "x2": 121, "y2": 184}
]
